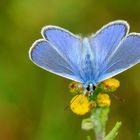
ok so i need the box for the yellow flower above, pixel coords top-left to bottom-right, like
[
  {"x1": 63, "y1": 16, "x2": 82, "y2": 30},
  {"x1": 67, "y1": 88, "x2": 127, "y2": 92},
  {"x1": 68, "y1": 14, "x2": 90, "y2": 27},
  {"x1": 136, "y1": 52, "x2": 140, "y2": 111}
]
[
  {"x1": 96, "y1": 93, "x2": 111, "y2": 107},
  {"x1": 70, "y1": 94, "x2": 90, "y2": 115},
  {"x1": 103, "y1": 78, "x2": 120, "y2": 88},
  {"x1": 69, "y1": 81, "x2": 84, "y2": 94},
  {"x1": 99, "y1": 78, "x2": 120, "y2": 92}
]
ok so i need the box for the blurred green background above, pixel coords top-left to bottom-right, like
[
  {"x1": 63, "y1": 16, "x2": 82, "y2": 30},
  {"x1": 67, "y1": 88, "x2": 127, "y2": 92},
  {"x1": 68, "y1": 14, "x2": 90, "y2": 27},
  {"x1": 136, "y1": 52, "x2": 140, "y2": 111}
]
[{"x1": 0, "y1": 0, "x2": 140, "y2": 140}]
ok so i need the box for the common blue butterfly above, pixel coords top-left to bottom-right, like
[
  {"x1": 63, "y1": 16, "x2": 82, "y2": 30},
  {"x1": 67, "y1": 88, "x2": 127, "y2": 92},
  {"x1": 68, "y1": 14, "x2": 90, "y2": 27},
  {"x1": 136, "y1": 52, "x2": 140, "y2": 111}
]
[{"x1": 29, "y1": 20, "x2": 140, "y2": 93}]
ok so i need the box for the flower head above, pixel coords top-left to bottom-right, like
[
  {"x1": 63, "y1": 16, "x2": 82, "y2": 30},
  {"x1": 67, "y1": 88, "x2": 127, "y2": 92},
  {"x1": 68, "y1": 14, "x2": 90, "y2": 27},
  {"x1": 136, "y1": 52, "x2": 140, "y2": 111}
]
[
  {"x1": 96, "y1": 93, "x2": 111, "y2": 107},
  {"x1": 99, "y1": 78, "x2": 120, "y2": 93},
  {"x1": 69, "y1": 78, "x2": 120, "y2": 115},
  {"x1": 70, "y1": 94, "x2": 90, "y2": 115},
  {"x1": 69, "y1": 81, "x2": 84, "y2": 94}
]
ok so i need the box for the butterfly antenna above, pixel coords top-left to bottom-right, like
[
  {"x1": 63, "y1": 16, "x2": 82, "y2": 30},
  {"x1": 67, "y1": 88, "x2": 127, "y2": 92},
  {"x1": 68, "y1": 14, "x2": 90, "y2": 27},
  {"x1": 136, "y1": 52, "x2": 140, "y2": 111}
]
[
  {"x1": 64, "y1": 94, "x2": 81, "y2": 111},
  {"x1": 111, "y1": 94, "x2": 125, "y2": 103}
]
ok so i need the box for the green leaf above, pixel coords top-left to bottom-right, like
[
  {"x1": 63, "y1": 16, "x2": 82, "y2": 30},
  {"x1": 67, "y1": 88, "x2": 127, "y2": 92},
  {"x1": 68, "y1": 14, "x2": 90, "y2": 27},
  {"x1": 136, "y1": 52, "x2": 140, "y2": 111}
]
[
  {"x1": 81, "y1": 118, "x2": 93, "y2": 130},
  {"x1": 104, "y1": 121, "x2": 122, "y2": 140}
]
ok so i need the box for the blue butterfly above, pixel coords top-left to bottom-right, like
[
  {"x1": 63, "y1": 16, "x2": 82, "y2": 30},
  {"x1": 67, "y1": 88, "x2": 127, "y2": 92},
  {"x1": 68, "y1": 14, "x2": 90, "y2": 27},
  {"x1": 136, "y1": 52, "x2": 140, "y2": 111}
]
[{"x1": 29, "y1": 20, "x2": 140, "y2": 93}]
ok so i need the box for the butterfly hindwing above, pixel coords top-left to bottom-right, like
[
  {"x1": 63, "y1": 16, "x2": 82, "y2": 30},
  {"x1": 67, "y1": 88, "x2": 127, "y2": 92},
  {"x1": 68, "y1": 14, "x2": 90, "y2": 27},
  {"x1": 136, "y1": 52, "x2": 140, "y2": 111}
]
[{"x1": 98, "y1": 33, "x2": 140, "y2": 82}]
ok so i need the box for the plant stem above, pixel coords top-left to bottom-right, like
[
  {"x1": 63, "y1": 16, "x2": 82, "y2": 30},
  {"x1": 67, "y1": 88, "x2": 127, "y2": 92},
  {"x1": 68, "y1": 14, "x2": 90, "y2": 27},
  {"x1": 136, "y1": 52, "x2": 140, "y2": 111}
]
[
  {"x1": 91, "y1": 108, "x2": 110, "y2": 140},
  {"x1": 87, "y1": 136, "x2": 92, "y2": 140},
  {"x1": 82, "y1": 107, "x2": 122, "y2": 140}
]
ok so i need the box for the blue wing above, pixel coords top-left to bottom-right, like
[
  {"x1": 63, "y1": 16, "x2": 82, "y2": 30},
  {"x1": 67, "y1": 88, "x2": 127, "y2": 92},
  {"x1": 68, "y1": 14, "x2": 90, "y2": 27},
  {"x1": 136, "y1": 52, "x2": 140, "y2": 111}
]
[
  {"x1": 98, "y1": 33, "x2": 140, "y2": 82},
  {"x1": 30, "y1": 22, "x2": 139, "y2": 85},
  {"x1": 42, "y1": 26, "x2": 82, "y2": 66},
  {"x1": 29, "y1": 26, "x2": 83, "y2": 82},
  {"x1": 89, "y1": 20, "x2": 129, "y2": 83}
]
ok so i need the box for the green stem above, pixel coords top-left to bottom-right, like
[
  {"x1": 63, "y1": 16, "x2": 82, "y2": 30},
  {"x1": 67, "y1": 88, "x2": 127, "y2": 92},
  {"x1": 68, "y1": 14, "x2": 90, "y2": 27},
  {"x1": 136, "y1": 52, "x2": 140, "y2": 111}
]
[
  {"x1": 82, "y1": 108, "x2": 122, "y2": 140},
  {"x1": 94, "y1": 129, "x2": 105, "y2": 140},
  {"x1": 87, "y1": 136, "x2": 92, "y2": 140},
  {"x1": 91, "y1": 108, "x2": 109, "y2": 140}
]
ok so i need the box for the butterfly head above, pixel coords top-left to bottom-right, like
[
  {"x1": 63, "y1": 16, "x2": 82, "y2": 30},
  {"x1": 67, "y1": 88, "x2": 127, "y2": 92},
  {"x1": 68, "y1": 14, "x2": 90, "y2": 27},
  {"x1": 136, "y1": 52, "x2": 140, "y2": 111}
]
[{"x1": 84, "y1": 83, "x2": 96, "y2": 95}]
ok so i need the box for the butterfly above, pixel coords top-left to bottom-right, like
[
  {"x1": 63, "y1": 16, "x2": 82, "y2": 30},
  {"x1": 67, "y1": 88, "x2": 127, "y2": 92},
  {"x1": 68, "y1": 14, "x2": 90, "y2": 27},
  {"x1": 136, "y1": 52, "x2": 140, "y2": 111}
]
[{"x1": 29, "y1": 20, "x2": 140, "y2": 93}]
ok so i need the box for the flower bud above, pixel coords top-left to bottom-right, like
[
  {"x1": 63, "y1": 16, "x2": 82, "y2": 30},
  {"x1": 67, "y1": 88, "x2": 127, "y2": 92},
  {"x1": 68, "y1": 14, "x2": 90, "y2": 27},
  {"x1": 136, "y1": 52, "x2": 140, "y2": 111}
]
[
  {"x1": 69, "y1": 81, "x2": 84, "y2": 94},
  {"x1": 99, "y1": 78, "x2": 120, "y2": 93},
  {"x1": 89, "y1": 101, "x2": 96, "y2": 109},
  {"x1": 96, "y1": 93, "x2": 111, "y2": 107}
]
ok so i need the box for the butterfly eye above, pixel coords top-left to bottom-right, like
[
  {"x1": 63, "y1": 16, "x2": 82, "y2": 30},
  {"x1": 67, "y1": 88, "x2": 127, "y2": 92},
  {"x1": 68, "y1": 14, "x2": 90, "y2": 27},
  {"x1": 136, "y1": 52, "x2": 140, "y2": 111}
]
[
  {"x1": 86, "y1": 85, "x2": 90, "y2": 91},
  {"x1": 93, "y1": 85, "x2": 96, "y2": 90}
]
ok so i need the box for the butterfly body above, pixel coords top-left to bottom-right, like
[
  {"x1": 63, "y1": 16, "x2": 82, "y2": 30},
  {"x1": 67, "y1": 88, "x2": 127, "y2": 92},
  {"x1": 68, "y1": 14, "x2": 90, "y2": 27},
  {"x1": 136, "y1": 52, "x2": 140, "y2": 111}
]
[
  {"x1": 84, "y1": 83, "x2": 96, "y2": 95},
  {"x1": 29, "y1": 20, "x2": 140, "y2": 93},
  {"x1": 80, "y1": 38, "x2": 96, "y2": 85}
]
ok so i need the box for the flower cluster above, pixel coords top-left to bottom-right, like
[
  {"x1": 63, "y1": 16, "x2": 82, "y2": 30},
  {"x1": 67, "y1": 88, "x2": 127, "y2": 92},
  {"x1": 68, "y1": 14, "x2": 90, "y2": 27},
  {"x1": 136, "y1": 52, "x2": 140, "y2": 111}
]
[{"x1": 69, "y1": 78, "x2": 120, "y2": 115}]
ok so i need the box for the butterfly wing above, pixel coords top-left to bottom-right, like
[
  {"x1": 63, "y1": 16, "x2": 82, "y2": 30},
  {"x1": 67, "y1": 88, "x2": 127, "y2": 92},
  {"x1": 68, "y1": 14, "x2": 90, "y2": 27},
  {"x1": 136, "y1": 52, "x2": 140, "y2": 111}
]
[
  {"x1": 42, "y1": 26, "x2": 82, "y2": 66},
  {"x1": 98, "y1": 33, "x2": 140, "y2": 82},
  {"x1": 89, "y1": 20, "x2": 129, "y2": 83},
  {"x1": 29, "y1": 26, "x2": 83, "y2": 82}
]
